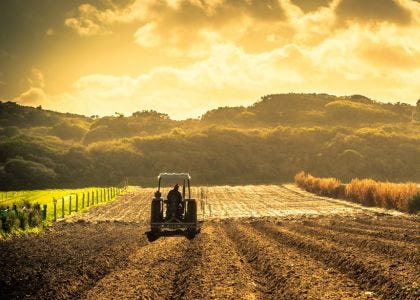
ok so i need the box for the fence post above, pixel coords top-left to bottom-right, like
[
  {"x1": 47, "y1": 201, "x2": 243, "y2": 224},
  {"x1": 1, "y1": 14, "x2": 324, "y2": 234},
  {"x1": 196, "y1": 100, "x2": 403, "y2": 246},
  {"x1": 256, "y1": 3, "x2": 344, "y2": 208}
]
[
  {"x1": 82, "y1": 193, "x2": 85, "y2": 209},
  {"x1": 69, "y1": 195, "x2": 72, "y2": 214},
  {"x1": 75, "y1": 194, "x2": 78, "y2": 212},
  {"x1": 108, "y1": 188, "x2": 110, "y2": 201},
  {"x1": 96, "y1": 190, "x2": 99, "y2": 204},
  {"x1": 42, "y1": 205, "x2": 47, "y2": 220},
  {"x1": 87, "y1": 192, "x2": 90, "y2": 207},
  {"x1": 53, "y1": 198, "x2": 57, "y2": 221},
  {"x1": 100, "y1": 189, "x2": 103, "y2": 202},
  {"x1": 62, "y1": 197, "x2": 65, "y2": 218}
]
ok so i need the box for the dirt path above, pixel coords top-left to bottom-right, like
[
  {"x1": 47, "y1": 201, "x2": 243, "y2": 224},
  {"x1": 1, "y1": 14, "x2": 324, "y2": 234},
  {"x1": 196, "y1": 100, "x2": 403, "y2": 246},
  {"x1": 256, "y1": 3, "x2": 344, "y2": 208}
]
[{"x1": 0, "y1": 185, "x2": 418, "y2": 299}]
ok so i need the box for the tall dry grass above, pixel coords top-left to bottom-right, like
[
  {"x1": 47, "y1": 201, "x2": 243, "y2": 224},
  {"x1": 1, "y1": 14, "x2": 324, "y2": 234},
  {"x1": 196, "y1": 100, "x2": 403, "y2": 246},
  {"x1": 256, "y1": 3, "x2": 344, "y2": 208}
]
[
  {"x1": 294, "y1": 171, "x2": 420, "y2": 213},
  {"x1": 294, "y1": 171, "x2": 344, "y2": 198},
  {"x1": 345, "y1": 179, "x2": 418, "y2": 212}
]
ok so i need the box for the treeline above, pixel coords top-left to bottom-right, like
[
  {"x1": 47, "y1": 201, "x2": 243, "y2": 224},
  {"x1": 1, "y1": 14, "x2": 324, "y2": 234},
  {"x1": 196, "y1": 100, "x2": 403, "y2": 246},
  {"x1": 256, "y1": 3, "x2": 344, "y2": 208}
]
[{"x1": 0, "y1": 94, "x2": 419, "y2": 189}]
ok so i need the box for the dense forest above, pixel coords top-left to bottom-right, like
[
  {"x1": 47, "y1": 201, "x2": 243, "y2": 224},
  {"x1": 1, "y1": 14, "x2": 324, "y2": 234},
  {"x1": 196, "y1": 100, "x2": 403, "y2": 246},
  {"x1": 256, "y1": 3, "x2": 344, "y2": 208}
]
[{"x1": 0, "y1": 93, "x2": 419, "y2": 190}]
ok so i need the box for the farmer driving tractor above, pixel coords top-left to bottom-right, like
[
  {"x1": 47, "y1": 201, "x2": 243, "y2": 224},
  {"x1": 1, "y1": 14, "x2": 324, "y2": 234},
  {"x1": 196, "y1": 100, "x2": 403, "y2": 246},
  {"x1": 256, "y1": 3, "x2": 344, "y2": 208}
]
[
  {"x1": 166, "y1": 184, "x2": 183, "y2": 219},
  {"x1": 150, "y1": 173, "x2": 198, "y2": 236}
]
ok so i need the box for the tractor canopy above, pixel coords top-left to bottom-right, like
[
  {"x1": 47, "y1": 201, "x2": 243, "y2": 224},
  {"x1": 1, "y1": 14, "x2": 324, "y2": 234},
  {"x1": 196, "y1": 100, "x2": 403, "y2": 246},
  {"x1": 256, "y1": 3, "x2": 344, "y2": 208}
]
[
  {"x1": 157, "y1": 173, "x2": 191, "y2": 181},
  {"x1": 157, "y1": 173, "x2": 192, "y2": 198}
]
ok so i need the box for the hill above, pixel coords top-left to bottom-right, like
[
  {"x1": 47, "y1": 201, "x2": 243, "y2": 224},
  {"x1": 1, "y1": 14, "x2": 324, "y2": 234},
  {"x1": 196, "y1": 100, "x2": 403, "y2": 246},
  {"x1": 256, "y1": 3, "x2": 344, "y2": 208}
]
[{"x1": 0, "y1": 93, "x2": 419, "y2": 189}]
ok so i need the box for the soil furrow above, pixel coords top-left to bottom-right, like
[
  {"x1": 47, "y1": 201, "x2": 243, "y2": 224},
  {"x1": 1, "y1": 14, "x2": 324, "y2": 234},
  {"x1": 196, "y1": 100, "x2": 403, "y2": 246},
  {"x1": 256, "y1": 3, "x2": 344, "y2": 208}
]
[
  {"x1": 0, "y1": 221, "x2": 148, "y2": 299},
  {"x1": 350, "y1": 215, "x2": 420, "y2": 231},
  {"x1": 307, "y1": 219, "x2": 420, "y2": 244},
  {"x1": 222, "y1": 221, "x2": 375, "y2": 299},
  {"x1": 252, "y1": 221, "x2": 419, "y2": 300},
  {"x1": 285, "y1": 221, "x2": 420, "y2": 264},
  {"x1": 169, "y1": 222, "x2": 261, "y2": 299},
  {"x1": 83, "y1": 234, "x2": 193, "y2": 299},
  {"x1": 222, "y1": 221, "x2": 299, "y2": 299}
]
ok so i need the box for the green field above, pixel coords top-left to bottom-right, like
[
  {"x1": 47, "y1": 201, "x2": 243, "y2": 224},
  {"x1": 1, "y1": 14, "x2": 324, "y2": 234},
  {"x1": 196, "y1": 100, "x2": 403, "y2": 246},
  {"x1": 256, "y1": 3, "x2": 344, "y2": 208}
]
[{"x1": 0, "y1": 187, "x2": 125, "y2": 223}]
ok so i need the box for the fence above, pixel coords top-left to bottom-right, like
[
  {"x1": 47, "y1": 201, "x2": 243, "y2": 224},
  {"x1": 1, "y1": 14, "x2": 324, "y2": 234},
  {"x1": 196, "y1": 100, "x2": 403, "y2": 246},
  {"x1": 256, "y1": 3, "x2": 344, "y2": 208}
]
[
  {"x1": 0, "y1": 185, "x2": 128, "y2": 235},
  {"x1": 52, "y1": 186, "x2": 127, "y2": 221}
]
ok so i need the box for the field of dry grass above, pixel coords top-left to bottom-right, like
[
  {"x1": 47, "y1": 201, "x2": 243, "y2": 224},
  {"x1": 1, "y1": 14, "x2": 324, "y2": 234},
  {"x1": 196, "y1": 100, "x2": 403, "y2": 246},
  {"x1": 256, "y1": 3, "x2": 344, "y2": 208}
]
[{"x1": 295, "y1": 171, "x2": 420, "y2": 213}]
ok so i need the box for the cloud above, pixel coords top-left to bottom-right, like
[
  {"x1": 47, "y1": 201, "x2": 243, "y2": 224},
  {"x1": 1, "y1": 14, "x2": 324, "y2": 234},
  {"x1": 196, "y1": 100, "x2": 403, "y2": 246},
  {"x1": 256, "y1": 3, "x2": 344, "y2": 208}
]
[
  {"x1": 134, "y1": 23, "x2": 161, "y2": 48},
  {"x1": 20, "y1": 29, "x2": 420, "y2": 119},
  {"x1": 45, "y1": 28, "x2": 54, "y2": 36},
  {"x1": 359, "y1": 41, "x2": 420, "y2": 70},
  {"x1": 64, "y1": 3, "x2": 123, "y2": 36},
  {"x1": 65, "y1": 0, "x2": 292, "y2": 54},
  {"x1": 26, "y1": 68, "x2": 45, "y2": 88},
  {"x1": 22, "y1": 0, "x2": 419, "y2": 118},
  {"x1": 64, "y1": 1, "x2": 152, "y2": 36},
  {"x1": 65, "y1": 16, "x2": 108, "y2": 36},
  {"x1": 290, "y1": 0, "x2": 331, "y2": 13},
  {"x1": 16, "y1": 87, "x2": 48, "y2": 106},
  {"x1": 335, "y1": 0, "x2": 412, "y2": 25}
]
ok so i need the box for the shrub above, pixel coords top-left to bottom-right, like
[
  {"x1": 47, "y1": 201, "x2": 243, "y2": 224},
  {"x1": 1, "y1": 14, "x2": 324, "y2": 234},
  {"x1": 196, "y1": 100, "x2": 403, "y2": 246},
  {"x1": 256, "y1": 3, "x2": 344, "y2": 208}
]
[
  {"x1": 4, "y1": 159, "x2": 56, "y2": 188},
  {"x1": 408, "y1": 193, "x2": 420, "y2": 214},
  {"x1": 0, "y1": 204, "x2": 43, "y2": 233},
  {"x1": 3, "y1": 210, "x2": 20, "y2": 232},
  {"x1": 29, "y1": 203, "x2": 42, "y2": 227},
  {"x1": 18, "y1": 209, "x2": 29, "y2": 229},
  {"x1": 50, "y1": 121, "x2": 87, "y2": 140},
  {"x1": 29, "y1": 210, "x2": 42, "y2": 227}
]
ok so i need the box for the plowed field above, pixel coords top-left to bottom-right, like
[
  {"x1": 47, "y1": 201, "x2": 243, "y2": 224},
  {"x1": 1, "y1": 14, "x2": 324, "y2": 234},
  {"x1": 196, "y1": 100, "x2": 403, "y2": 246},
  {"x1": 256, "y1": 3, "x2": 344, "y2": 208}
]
[{"x1": 0, "y1": 185, "x2": 419, "y2": 299}]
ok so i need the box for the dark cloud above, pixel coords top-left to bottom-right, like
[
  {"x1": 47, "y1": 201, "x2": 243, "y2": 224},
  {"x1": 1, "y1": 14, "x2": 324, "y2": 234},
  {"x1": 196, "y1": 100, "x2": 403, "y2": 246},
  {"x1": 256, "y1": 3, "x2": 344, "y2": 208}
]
[
  {"x1": 336, "y1": 0, "x2": 412, "y2": 25},
  {"x1": 163, "y1": 0, "x2": 286, "y2": 28},
  {"x1": 290, "y1": 0, "x2": 331, "y2": 13},
  {"x1": 245, "y1": 0, "x2": 286, "y2": 21},
  {"x1": 133, "y1": 0, "x2": 289, "y2": 54}
]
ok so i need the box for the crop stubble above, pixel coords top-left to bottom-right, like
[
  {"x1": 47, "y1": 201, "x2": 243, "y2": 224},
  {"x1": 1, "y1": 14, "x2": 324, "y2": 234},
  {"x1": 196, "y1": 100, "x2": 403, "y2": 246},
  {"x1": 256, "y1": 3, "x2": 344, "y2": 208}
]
[{"x1": 0, "y1": 185, "x2": 418, "y2": 299}]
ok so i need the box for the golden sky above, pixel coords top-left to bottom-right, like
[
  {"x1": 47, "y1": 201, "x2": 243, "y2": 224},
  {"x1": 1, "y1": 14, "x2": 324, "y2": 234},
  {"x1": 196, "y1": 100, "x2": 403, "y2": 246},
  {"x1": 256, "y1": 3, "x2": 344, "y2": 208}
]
[{"x1": 0, "y1": 0, "x2": 419, "y2": 119}]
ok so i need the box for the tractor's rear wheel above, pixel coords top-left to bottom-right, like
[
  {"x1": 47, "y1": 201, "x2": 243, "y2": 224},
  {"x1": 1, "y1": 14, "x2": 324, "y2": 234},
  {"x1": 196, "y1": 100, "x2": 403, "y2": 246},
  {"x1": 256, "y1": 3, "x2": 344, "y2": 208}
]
[
  {"x1": 185, "y1": 200, "x2": 197, "y2": 236},
  {"x1": 151, "y1": 200, "x2": 162, "y2": 235}
]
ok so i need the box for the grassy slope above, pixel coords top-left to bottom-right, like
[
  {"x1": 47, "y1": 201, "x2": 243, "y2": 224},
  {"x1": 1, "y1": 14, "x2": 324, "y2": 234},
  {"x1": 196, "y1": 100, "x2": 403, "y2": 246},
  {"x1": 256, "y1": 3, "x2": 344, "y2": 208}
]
[{"x1": 0, "y1": 187, "x2": 121, "y2": 223}]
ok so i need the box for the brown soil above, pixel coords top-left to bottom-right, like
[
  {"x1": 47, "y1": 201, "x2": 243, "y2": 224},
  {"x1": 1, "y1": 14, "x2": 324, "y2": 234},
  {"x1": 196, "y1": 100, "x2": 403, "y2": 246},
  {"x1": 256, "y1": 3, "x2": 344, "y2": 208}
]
[{"x1": 0, "y1": 185, "x2": 418, "y2": 299}]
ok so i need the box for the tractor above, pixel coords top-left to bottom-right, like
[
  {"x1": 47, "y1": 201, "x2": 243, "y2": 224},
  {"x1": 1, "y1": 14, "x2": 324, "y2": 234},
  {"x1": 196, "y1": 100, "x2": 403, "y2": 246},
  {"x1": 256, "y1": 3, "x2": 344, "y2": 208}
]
[{"x1": 150, "y1": 173, "x2": 198, "y2": 236}]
